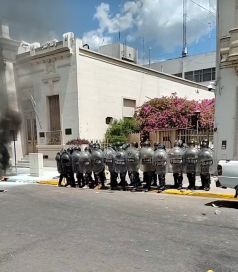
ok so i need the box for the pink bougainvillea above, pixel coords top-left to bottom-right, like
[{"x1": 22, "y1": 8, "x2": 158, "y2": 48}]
[{"x1": 135, "y1": 96, "x2": 215, "y2": 133}]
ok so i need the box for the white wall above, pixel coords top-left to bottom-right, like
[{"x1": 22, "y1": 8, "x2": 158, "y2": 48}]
[
  {"x1": 76, "y1": 49, "x2": 214, "y2": 141},
  {"x1": 16, "y1": 45, "x2": 80, "y2": 151},
  {"x1": 214, "y1": 0, "x2": 238, "y2": 161}
]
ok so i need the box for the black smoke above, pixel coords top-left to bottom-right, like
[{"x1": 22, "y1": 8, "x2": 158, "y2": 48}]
[
  {"x1": 0, "y1": 110, "x2": 21, "y2": 176},
  {"x1": 0, "y1": 0, "x2": 72, "y2": 42}
]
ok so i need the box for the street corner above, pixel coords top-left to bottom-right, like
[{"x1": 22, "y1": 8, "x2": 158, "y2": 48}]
[{"x1": 162, "y1": 188, "x2": 237, "y2": 200}]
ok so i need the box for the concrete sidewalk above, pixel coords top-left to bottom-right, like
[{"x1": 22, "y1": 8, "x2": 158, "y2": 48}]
[{"x1": 1, "y1": 166, "x2": 236, "y2": 199}]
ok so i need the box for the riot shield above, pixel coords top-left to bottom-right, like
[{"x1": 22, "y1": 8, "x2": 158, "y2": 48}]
[
  {"x1": 114, "y1": 149, "x2": 127, "y2": 174},
  {"x1": 71, "y1": 149, "x2": 81, "y2": 173},
  {"x1": 103, "y1": 147, "x2": 116, "y2": 172},
  {"x1": 55, "y1": 152, "x2": 63, "y2": 174},
  {"x1": 61, "y1": 151, "x2": 72, "y2": 174},
  {"x1": 126, "y1": 147, "x2": 139, "y2": 172},
  {"x1": 168, "y1": 146, "x2": 184, "y2": 173},
  {"x1": 153, "y1": 149, "x2": 168, "y2": 175},
  {"x1": 184, "y1": 147, "x2": 199, "y2": 174},
  {"x1": 91, "y1": 149, "x2": 105, "y2": 174},
  {"x1": 198, "y1": 148, "x2": 213, "y2": 175},
  {"x1": 78, "y1": 150, "x2": 92, "y2": 174},
  {"x1": 139, "y1": 146, "x2": 155, "y2": 172}
]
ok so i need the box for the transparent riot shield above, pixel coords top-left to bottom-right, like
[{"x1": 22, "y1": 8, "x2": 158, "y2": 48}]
[
  {"x1": 78, "y1": 150, "x2": 92, "y2": 174},
  {"x1": 126, "y1": 147, "x2": 139, "y2": 173},
  {"x1": 168, "y1": 146, "x2": 184, "y2": 173},
  {"x1": 139, "y1": 146, "x2": 155, "y2": 172},
  {"x1": 55, "y1": 152, "x2": 63, "y2": 174},
  {"x1": 103, "y1": 147, "x2": 116, "y2": 172},
  {"x1": 153, "y1": 149, "x2": 168, "y2": 175},
  {"x1": 114, "y1": 150, "x2": 127, "y2": 174},
  {"x1": 198, "y1": 148, "x2": 213, "y2": 175},
  {"x1": 71, "y1": 149, "x2": 81, "y2": 173},
  {"x1": 61, "y1": 151, "x2": 72, "y2": 174},
  {"x1": 91, "y1": 149, "x2": 105, "y2": 174},
  {"x1": 184, "y1": 147, "x2": 199, "y2": 174}
]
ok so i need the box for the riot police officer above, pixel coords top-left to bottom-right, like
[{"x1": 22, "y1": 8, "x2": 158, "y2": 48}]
[
  {"x1": 198, "y1": 139, "x2": 213, "y2": 191},
  {"x1": 71, "y1": 147, "x2": 85, "y2": 187},
  {"x1": 104, "y1": 145, "x2": 117, "y2": 189},
  {"x1": 91, "y1": 143, "x2": 106, "y2": 189},
  {"x1": 153, "y1": 144, "x2": 167, "y2": 191},
  {"x1": 55, "y1": 151, "x2": 64, "y2": 187},
  {"x1": 168, "y1": 140, "x2": 184, "y2": 189},
  {"x1": 139, "y1": 141, "x2": 155, "y2": 191},
  {"x1": 151, "y1": 142, "x2": 159, "y2": 187},
  {"x1": 114, "y1": 146, "x2": 128, "y2": 190},
  {"x1": 60, "y1": 148, "x2": 76, "y2": 187},
  {"x1": 184, "y1": 140, "x2": 199, "y2": 190},
  {"x1": 127, "y1": 143, "x2": 141, "y2": 189}
]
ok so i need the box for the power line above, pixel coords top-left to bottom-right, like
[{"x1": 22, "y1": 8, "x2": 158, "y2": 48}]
[{"x1": 190, "y1": 0, "x2": 216, "y2": 16}]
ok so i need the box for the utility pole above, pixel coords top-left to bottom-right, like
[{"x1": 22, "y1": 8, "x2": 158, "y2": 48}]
[{"x1": 182, "y1": 0, "x2": 188, "y2": 58}]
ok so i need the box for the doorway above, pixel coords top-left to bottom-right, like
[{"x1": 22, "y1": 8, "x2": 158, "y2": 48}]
[{"x1": 25, "y1": 114, "x2": 37, "y2": 153}]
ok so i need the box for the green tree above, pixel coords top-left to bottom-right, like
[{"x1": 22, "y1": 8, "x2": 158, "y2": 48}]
[{"x1": 105, "y1": 118, "x2": 139, "y2": 143}]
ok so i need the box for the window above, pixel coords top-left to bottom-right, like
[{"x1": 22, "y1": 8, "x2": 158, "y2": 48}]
[
  {"x1": 185, "y1": 68, "x2": 216, "y2": 83},
  {"x1": 212, "y1": 68, "x2": 216, "y2": 80},
  {"x1": 184, "y1": 71, "x2": 194, "y2": 81},
  {"x1": 173, "y1": 73, "x2": 182, "y2": 78},
  {"x1": 203, "y1": 68, "x2": 212, "y2": 82},
  {"x1": 194, "y1": 70, "x2": 202, "y2": 82},
  {"x1": 106, "y1": 117, "x2": 113, "y2": 124},
  {"x1": 123, "y1": 98, "x2": 136, "y2": 117}
]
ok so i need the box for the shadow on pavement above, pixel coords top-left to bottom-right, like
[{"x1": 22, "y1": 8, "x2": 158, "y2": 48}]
[{"x1": 206, "y1": 200, "x2": 238, "y2": 209}]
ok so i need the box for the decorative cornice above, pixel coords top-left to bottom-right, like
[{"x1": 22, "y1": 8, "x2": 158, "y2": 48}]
[{"x1": 220, "y1": 28, "x2": 238, "y2": 75}]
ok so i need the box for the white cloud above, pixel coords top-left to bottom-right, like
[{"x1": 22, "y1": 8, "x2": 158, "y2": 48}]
[
  {"x1": 82, "y1": 30, "x2": 112, "y2": 49},
  {"x1": 84, "y1": 0, "x2": 216, "y2": 51}
]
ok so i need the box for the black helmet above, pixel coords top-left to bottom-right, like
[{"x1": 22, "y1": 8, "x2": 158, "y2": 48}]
[
  {"x1": 154, "y1": 142, "x2": 159, "y2": 148},
  {"x1": 188, "y1": 139, "x2": 195, "y2": 147},
  {"x1": 158, "y1": 143, "x2": 166, "y2": 150},
  {"x1": 133, "y1": 142, "x2": 139, "y2": 148},
  {"x1": 177, "y1": 140, "x2": 183, "y2": 148},
  {"x1": 201, "y1": 139, "x2": 209, "y2": 148},
  {"x1": 144, "y1": 140, "x2": 151, "y2": 147}
]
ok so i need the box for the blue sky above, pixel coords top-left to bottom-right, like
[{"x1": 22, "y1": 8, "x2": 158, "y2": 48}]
[{"x1": 0, "y1": 0, "x2": 216, "y2": 63}]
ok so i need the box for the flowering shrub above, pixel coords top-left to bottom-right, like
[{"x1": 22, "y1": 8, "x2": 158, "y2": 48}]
[{"x1": 136, "y1": 97, "x2": 214, "y2": 132}]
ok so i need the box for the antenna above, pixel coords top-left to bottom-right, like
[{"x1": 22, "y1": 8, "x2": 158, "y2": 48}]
[{"x1": 182, "y1": 0, "x2": 188, "y2": 57}]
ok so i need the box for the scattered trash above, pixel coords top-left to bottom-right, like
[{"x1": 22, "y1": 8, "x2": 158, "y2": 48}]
[
  {"x1": 214, "y1": 210, "x2": 221, "y2": 215},
  {"x1": 0, "y1": 189, "x2": 7, "y2": 193},
  {"x1": 201, "y1": 213, "x2": 207, "y2": 216},
  {"x1": 212, "y1": 203, "x2": 218, "y2": 208},
  {"x1": 145, "y1": 250, "x2": 149, "y2": 252},
  {"x1": 95, "y1": 192, "x2": 100, "y2": 194}
]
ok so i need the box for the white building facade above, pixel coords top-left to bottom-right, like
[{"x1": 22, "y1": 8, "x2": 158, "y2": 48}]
[
  {"x1": 214, "y1": 0, "x2": 238, "y2": 161},
  {"x1": 146, "y1": 52, "x2": 216, "y2": 87}
]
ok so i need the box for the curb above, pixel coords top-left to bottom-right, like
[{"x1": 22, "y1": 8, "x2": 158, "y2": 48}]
[
  {"x1": 162, "y1": 189, "x2": 236, "y2": 200},
  {"x1": 38, "y1": 180, "x2": 237, "y2": 200},
  {"x1": 38, "y1": 180, "x2": 61, "y2": 186}
]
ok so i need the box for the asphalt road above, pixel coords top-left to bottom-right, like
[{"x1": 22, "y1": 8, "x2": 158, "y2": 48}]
[{"x1": 0, "y1": 185, "x2": 238, "y2": 272}]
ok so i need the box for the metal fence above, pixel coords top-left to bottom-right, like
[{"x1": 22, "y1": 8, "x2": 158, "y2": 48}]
[{"x1": 128, "y1": 128, "x2": 214, "y2": 148}]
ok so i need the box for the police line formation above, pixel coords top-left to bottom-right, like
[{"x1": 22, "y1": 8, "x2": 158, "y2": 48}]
[{"x1": 55, "y1": 139, "x2": 213, "y2": 192}]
